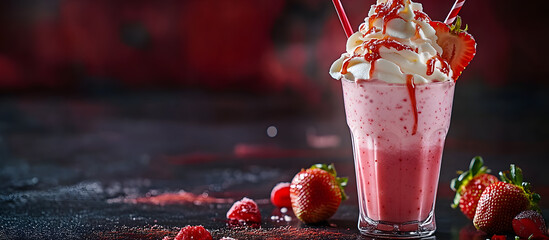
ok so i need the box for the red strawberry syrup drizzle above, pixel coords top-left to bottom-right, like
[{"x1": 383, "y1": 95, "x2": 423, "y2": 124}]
[
  {"x1": 341, "y1": 38, "x2": 416, "y2": 77},
  {"x1": 426, "y1": 55, "x2": 450, "y2": 76},
  {"x1": 414, "y1": 10, "x2": 430, "y2": 22},
  {"x1": 405, "y1": 74, "x2": 418, "y2": 135},
  {"x1": 368, "y1": 0, "x2": 406, "y2": 34}
]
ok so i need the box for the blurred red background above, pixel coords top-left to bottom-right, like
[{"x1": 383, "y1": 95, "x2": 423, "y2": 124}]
[{"x1": 0, "y1": 0, "x2": 547, "y2": 99}]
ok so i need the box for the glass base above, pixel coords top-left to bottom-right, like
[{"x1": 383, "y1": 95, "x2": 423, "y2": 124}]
[{"x1": 358, "y1": 211, "x2": 436, "y2": 239}]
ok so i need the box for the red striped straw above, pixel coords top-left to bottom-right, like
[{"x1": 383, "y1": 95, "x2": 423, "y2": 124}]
[
  {"x1": 444, "y1": 0, "x2": 465, "y2": 24},
  {"x1": 331, "y1": 0, "x2": 353, "y2": 38}
]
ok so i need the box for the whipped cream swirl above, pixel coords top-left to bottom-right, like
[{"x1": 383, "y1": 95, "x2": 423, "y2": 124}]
[{"x1": 329, "y1": 0, "x2": 452, "y2": 84}]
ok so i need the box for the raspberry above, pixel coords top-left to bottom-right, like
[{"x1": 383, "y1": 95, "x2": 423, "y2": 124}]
[
  {"x1": 226, "y1": 197, "x2": 261, "y2": 225},
  {"x1": 270, "y1": 182, "x2": 291, "y2": 208},
  {"x1": 174, "y1": 225, "x2": 212, "y2": 240}
]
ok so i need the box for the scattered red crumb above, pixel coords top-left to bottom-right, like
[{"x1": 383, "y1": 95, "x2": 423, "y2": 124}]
[
  {"x1": 121, "y1": 191, "x2": 233, "y2": 206},
  {"x1": 174, "y1": 225, "x2": 212, "y2": 240},
  {"x1": 93, "y1": 225, "x2": 172, "y2": 240},
  {"x1": 95, "y1": 225, "x2": 356, "y2": 240},
  {"x1": 227, "y1": 197, "x2": 262, "y2": 226},
  {"x1": 211, "y1": 226, "x2": 350, "y2": 240}
]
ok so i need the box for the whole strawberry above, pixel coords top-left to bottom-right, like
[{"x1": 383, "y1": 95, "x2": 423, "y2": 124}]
[
  {"x1": 290, "y1": 163, "x2": 347, "y2": 224},
  {"x1": 473, "y1": 164, "x2": 541, "y2": 234},
  {"x1": 450, "y1": 156, "x2": 499, "y2": 219}
]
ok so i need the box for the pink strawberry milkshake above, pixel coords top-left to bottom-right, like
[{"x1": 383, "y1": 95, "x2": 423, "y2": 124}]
[
  {"x1": 329, "y1": 0, "x2": 468, "y2": 238},
  {"x1": 342, "y1": 79, "x2": 454, "y2": 230}
]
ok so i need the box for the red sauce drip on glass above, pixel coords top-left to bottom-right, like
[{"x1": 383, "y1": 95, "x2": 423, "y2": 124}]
[
  {"x1": 426, "y1": 55, "x2": 450, "y2": 76},
  {"x1": 406, "y1": 74, "x2": 418, "y2": 135},
  {"x1": 368, "y1": 0, "x2": 406, "y2": 34}
]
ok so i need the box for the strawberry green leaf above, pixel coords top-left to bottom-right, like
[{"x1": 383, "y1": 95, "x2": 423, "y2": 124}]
[
  {"x1": 311, "y1": 163, "x2": 337, "y2": 177},
  {"x1": 337, "y1": 177, "x2": 349, "y2": 201},
  {"x1": 450, "y1": 178, "x2": 459, "y2": 191},
  {"x1": 510, "y1": 164, "x2": 523, "y2": 185},
  {"x1": 531, "y1": 193, "x2": 541, "y2": 211},
  {"x1": 500, "y1": 164, "x2": 541, "y2": 212},
  {"x1": 457, "y1": 170, "x2": 470, "y2": 183},
  {"x1": 450, "y1": 16, "x2": 468, "y2": 34},
  {"x1": 451, "y1": 16, "x2": 461, "y2": 33},
  {"x1": 451, "y1": 192, "x2": 461, "y2": 209},
  {"x1": 533, "y1": 193, "x2": 541, "y2": 202},
  {"x1": 469, "y1": 156, "x2": 483, "y2": 176},
  {"x1": 338, "y1": 177, "x2": 348, "y2": 187},
  {"x1": 499, "y1": 170, "x2": 511, "y2": 183},
  {"x1": 522, "y1": 182, "x2": 531, "y2": 192}
]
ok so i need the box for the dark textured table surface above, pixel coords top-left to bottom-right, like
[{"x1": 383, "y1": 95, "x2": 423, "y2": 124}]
[{"x1": 1, "y1": 82, "x2": 548, "y2": 239}]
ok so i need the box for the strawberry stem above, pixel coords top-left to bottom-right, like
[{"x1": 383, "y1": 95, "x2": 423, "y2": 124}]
[{"x1": 449, "y1": 16, "x2": 469, "y2": 34}]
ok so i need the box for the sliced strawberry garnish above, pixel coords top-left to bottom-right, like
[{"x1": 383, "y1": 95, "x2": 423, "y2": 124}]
[{"x1": 431, "y1": 16, "x2": 476, "y2": 81}]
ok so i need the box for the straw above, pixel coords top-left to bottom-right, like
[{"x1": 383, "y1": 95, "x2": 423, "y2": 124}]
[
  {"x1": 331, "y1": 0, "x2": 353, "y2": 38},
  {"x1": 444, "y1": 0, "x2": 465, "y2": 25}
]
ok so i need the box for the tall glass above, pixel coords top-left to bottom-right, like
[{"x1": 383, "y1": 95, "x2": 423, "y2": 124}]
[{"x1": 341, "y1": 78, "x2": 455, "y2": 238}]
